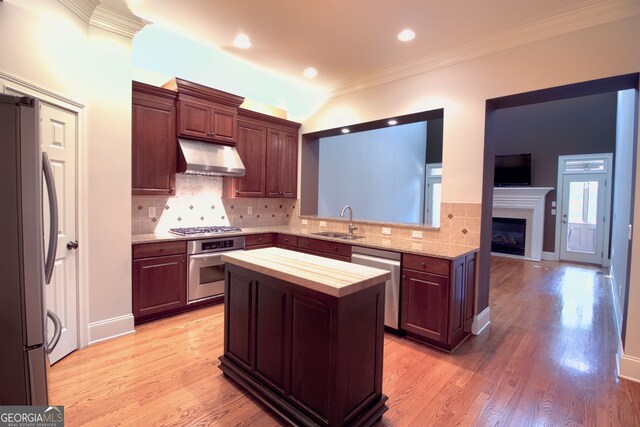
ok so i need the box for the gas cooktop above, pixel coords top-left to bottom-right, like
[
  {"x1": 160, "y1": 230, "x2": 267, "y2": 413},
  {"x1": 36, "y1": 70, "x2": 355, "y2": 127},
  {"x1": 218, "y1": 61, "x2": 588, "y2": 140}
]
[{"x1": 169, "y1": 226, "x2": 242, "y2": 236}]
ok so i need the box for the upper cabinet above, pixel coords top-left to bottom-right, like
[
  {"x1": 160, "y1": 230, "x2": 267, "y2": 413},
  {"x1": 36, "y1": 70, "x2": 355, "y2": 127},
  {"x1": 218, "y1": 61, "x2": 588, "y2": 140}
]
[
  {"x1": 132, "y1": 81, "x2": 177, "y2": 195},
  {"x1": 224, "y1": 109, "x2": 300, "y2": 198},
  {"x1": 266, "y1": 129, "x2": 298, "y2": 198},
  {"x1": 163, "y1": 78, "x2": 244, "y2": 145}
]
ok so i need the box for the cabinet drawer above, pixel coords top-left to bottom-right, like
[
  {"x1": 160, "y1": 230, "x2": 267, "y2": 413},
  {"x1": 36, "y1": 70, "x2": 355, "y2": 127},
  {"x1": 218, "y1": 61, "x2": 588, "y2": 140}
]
[
  {"x1": 277, "y1": 234, "x2": 298, "y2": 247},
  {"x1": 297, "y1": 237, "x2": 351, "y2": 257},
  {"x1": 133, "y1": 241, "x2": 186, "y2": 259},
  {"x1": 403, "y1": 254, "x2": 450, "y2": 276},
  {"x1": 245, "y1": 233, "x2": 274, "y2": 247}
]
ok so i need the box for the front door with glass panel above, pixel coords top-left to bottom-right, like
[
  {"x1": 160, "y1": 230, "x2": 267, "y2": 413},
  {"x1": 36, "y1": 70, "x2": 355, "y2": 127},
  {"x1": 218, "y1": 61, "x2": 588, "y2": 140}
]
[{"x1": 558, "y1": 154, "x2": 611, "y2": 265}]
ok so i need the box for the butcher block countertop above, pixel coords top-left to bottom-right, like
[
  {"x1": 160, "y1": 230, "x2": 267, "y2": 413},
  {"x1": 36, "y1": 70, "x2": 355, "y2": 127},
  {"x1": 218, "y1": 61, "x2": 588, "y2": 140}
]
[{"x1": 221, "y1": 247, "x2": 391, "y2": 298}]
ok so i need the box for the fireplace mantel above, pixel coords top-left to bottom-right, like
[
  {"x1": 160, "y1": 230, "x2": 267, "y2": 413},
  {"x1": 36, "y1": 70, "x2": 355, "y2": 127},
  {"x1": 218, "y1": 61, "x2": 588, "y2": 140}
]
[{"x1": 492, "y1": 187, "x2": 553, "y2": 261}]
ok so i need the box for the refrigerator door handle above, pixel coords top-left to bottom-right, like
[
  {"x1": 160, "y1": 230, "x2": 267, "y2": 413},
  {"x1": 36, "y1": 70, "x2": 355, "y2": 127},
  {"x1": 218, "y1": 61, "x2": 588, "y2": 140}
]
[
  {"x1": 45, "y1": 310, "x2": 62, "y2": 354},
  {"x1": 43, "y1": 152, "x2": 58, "y2": 285}
]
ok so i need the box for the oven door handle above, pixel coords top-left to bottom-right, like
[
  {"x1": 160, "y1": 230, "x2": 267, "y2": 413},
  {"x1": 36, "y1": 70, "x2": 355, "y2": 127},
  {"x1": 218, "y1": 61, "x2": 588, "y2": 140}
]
[{"x1": 188, "y1": 249, "x2": 245, "y2": 261}]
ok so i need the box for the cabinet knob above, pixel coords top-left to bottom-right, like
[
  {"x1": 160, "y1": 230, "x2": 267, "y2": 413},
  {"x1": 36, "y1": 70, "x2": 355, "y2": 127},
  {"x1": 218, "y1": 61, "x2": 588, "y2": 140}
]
[
  {"x1": 403, "y1": 275, "x2": 407, "y2": 279},
  {"x1": 160, "y1": 247, "x2": 165, "y2": 252},
  {"x1": 236, "y1": 189, "x2": 239, "y2": 195},
  {"x1": 258, "y1": 238, "x2": 262, "y2": 242},
  {"x1": 307, "y1": 242, "x2": 311, "y2": 246},
  {"x1": 421, "y1": 262, "x2": 426, "y2": 267},
  {"x1": 333, "y1": 246, "x2": 338, "y2": 251}
]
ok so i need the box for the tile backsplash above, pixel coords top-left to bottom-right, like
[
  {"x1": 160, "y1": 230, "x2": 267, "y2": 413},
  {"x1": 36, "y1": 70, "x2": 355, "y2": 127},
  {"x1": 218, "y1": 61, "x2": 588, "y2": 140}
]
[
  {"x1": 295, "y1": 202, "x2": 481, "y2": 247},
  {"x1": 132, "y1": 175, "x2": 481, "y2": 248},
  {"x1": 132, "y1": 174, "x2": 296, "y2": 234}
]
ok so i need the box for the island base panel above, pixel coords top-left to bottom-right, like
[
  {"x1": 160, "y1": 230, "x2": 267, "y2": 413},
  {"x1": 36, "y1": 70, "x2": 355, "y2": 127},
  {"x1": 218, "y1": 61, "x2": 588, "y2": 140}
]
[{"x1": 219, "y1": 356, "x2": 388, "y2": 427}]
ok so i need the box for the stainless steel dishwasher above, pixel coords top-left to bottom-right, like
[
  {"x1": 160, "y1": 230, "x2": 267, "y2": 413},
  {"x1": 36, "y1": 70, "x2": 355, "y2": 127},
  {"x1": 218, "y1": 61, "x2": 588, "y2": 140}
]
[{"x1": 351, "y1": 247, "x2": 401, "y2": 330}]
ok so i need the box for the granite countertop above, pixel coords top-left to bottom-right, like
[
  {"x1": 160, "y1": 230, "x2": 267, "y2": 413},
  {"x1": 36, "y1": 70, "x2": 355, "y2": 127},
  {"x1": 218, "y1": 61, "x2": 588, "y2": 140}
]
[
  {"x1": 221, "y1": 247, "x2": 391, "y2": 297},
  {"x1": 132, "y1": 225, "x2": 478, "y2": 260}
]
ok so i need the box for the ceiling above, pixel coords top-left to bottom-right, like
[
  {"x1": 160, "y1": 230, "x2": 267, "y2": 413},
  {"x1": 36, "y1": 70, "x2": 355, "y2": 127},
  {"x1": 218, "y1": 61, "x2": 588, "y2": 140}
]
[{"x1": 127, "y1": 0, "x2": 629, "y2": 92}]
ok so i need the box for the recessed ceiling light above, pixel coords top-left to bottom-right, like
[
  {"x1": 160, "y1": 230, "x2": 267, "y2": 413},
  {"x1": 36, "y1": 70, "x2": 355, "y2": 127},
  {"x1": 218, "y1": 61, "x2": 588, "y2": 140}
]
[
  {"x1": 388, "y1": 119, "x2": 398, "y2": 125},
  {"x1": 341, "y1": 128, "x2": 350, "y2": 134},
  {"x1": 234, "y1": 33, "x2": 252, "y2": 49},
  {"x1": 397, "y1": 29, "x2": 415, "y2": 42},
  {"x1": 303, "y1": 67, "x2": 318, "y2": 78}
]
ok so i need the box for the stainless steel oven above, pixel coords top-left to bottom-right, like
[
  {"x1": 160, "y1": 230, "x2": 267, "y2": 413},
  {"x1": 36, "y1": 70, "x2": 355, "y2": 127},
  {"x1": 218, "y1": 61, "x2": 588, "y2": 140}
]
[{"x1": 187, "y1": 236, "x2": 245, "y2": 303}]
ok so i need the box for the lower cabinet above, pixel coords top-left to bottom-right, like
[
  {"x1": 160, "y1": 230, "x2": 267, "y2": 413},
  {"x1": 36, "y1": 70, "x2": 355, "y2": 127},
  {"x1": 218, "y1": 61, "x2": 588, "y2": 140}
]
[
  {"x1": 400, "y1": 252, "x2": 476, "y2": 352},
  {"x1": 132, "y1": 240, "x2": 215, "y2": 324},
  {"x1": 277, "y1": 234, "x2": 352, "y2": 262},
  {"x1": 133, "y1": 253, "x2": 186, "y2": 321},
  {"x1": 244, "y1": 233, "x2": 274, "y2": 250},
  {"x1": 221, "y1": 264, "x2": 387, "y2": 426}
]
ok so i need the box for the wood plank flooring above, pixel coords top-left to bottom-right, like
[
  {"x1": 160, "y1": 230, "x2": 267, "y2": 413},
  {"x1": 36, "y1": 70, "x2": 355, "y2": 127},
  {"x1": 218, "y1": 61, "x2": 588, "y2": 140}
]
[{"x1": 50, "y1": 257, "x2": 640, "y2": 426}]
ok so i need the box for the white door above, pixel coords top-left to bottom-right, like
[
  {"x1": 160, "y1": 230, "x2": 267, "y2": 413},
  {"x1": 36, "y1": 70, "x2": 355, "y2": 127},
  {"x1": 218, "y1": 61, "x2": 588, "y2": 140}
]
[
  {"x1": 41, "y1": 102, "x2": 78, "y2": 364},
  {"x1": 559, "y1": 168, "x2": 608, "y2": 265}
]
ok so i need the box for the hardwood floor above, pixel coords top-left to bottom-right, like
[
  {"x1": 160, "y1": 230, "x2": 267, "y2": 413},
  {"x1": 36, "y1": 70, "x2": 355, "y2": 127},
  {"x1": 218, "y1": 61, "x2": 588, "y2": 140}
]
[{"x1": 50, "y1": 257, "x2": 640, "y2": 426}]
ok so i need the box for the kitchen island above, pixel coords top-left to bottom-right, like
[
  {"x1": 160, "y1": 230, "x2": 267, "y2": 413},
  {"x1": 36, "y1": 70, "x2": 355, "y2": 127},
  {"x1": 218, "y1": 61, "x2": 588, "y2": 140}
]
[{"x1": 219, "y1": 247, "x2": 391, "y2": 427}]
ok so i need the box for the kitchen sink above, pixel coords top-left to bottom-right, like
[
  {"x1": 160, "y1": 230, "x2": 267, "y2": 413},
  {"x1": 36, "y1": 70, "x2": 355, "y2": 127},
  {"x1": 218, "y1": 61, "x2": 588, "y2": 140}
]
[{"x1": 311, "y1": 231, "x2": 365, "y2": 240}]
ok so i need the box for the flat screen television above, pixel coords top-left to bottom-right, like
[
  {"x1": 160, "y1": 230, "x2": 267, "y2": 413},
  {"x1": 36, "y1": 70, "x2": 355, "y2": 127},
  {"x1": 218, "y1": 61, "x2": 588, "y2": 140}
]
[{"x1": 494, "y1": 153, "x2": 531, "y2": 187}]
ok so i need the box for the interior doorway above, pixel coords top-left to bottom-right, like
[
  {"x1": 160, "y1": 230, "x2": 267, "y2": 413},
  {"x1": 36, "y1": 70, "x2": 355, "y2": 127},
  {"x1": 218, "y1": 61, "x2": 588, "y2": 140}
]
[
  {"x1": 557, "y1": 154, "x2": 613, "y2": 265},
  {"x1": 479, "y1": 73, "x2": 639, "y2": 342}
]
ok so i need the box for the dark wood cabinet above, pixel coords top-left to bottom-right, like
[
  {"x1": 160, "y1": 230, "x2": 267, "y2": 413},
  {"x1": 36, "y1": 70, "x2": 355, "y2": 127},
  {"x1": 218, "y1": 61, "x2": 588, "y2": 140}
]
[
  {"x1": 266, "y1": 129, "x2": 297, "y2": 198},
  {"x1": 401, "y1": 269, "x2": 449, "y2": 343},
  {"x1": 224, "y1": 109, "x2": 300, "y2": 198},
  {"x1": 132, "y1": 82, "x2": 177, "y2": 195},
  {"x1": 220, "y1": 264, "x2": 387, "y2": 426},
  {"x1": 177, "y1": 99, "x2": 236, "y2": 144},
  {"x1": 277, "y1": 234, "x2": 352, "y2": 262},
  {"x1": 132, "y1": 240, "x2": 221, "y2": 324},
  {"x1": 232, "y1": 120, "x2": 267, "y2": 196},
  {"x1": 163, "y1": 77, "x2": 244, "y2": 145},
  {"x1": 244, "y1": 233, "x2": 274, "y2": 250},
  {"x1": 400, "y1": 252, "x2": 477, "y2": 352},
  {"x1": 133, "y1": 253, "x2": 186, "y2": 321}
]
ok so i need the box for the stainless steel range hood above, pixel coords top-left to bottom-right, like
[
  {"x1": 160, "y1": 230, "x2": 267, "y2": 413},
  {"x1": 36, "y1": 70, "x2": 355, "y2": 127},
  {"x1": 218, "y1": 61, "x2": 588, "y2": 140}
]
[{"x1": 177, "y1": 138, "x2": 245, "y2": 177}]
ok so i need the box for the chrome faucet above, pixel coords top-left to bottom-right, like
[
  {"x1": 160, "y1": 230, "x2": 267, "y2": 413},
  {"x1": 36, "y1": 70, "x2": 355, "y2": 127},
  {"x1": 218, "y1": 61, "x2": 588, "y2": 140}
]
[{"x1": 340, "y1": 205, "x2": 358, "y2": 236}]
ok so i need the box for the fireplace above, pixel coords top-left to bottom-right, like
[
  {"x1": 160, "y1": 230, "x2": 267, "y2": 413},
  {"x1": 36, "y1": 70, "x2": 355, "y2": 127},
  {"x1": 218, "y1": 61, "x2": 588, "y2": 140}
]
[{"x1": 492, "y1": 217, "x2": 526, "y2": 256}]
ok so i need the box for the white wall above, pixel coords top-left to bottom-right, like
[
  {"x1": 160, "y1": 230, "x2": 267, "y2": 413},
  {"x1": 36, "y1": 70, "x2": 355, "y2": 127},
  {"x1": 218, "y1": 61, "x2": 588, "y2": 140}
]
[
  {"x1": 0, "y1": 0, "x2": 135, "y2": 343},
  {"x1": 302, "y1": 16, "x2": 640, "y2": 380},
  {"x1": 611, "y1": 89, "x2": 636, "y2": 331},
  {"x1": 318, "y1": 122, "x2": 427, "y2": 224}
]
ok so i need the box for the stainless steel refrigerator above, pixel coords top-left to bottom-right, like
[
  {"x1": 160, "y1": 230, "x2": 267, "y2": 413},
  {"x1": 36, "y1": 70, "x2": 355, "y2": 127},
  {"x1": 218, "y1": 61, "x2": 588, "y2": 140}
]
[{"x1": 0, "y1": 94, "x2": 61, "y2": 405}]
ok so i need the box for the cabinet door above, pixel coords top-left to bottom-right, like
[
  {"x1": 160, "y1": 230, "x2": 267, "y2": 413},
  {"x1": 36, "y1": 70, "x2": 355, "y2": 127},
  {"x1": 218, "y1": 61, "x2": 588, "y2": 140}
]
[
  {"x1": 279, "y1": 132, "x2": 298, "y2": 198},
  {"x1": 265, "y1": 129, "x2": 281, "y2": 197},
  {"x1": 449, "y1": 258, "x2": 465, "y2": 345},
  {"x1": 235, "y1": 121, "x2": 266, "y2": 196},
  {"x1": 401, "y1": 269, "x2": 449, "y2": 344},
  {"x1": 211, "y1": 107, "x2": 236, "y2": 143},
  {"x1": 178, "y1": 100, "x2": 210, "y2": 140},
  {"x1": 255, "y1": 281, "x2": 289, "y2": 394},
  {"x1": 463, "y1": 254, "x2": 476, "y2": 333},
  {"x1": 132, "y1": 98, "x2": 176, "y2": 195},
  {"x1": 133, "y1": 254, "x2": 186, "y2": 319},
  {"x1": 225, "y1": 269, "x2": 254, "y2": 370}
]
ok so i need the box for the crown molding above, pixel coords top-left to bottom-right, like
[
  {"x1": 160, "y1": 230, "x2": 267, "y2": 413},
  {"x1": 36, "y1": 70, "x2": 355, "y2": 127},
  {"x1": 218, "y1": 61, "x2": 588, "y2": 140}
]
[
  {"x1": 57, "y1": 0, "x2": 148, "y2": 39},
  {"x1": 57, "y1": 0, "x2": 100, "y2": 23},
  {"x1": 89, "y1": 4, "x2": 148, "y2": 39},
  {"x1": 325, "y1": 0, "x2": 640, "y2": 99}
]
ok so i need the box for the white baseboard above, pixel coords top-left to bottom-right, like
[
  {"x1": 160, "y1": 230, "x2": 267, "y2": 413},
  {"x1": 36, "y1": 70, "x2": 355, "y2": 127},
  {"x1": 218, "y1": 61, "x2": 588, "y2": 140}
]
[
  {"x1": 620, "y1": 354, "x2": 640, "y2": 384},
  {"x1": 541, "y1": 251, "x2": 558, "y2": 261},
  {"x1": 472, "y1": 307, "x2": 491, "y2": 335},
  {"x1": 88, "y1": 314, "x2": 135, "y2": 345}
]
